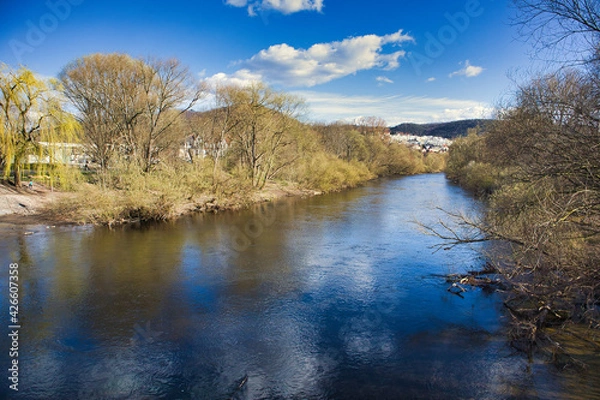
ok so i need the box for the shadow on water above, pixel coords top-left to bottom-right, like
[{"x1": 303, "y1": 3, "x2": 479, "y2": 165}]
[{"x1": 0, "y1": 174, "x2": 598, "y2": 399}]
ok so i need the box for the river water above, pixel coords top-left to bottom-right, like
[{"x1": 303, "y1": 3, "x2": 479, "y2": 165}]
[{"x1": 0, "y1": 174, "x2": 598, "y2": 399}]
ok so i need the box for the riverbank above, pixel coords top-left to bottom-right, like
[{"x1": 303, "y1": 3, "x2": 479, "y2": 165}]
[
  {"x1": 0, "y1": 143, "x2": 446, "y2": 227},
  {"x1": 0, "y1": 180, "x2": 325, "y2": 227},
  {"x1": 0, "y1": 184, "x2": 73, "y2": 226}
]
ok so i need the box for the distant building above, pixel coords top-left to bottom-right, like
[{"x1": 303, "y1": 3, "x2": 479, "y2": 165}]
[
  {"x1": 389, "y1": 134, "x2": 452, "y2": 153},
  {"x1": 26, "y1": 142, "x2": 91, "y2": 167},
  {"x1": 179, "y1": 135, "x2": 229, "y2": 161}
]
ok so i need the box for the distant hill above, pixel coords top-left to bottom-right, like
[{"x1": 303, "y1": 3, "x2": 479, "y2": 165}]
[{"x1": 390, "y1": 119, "x2": 493, "y2": 139}]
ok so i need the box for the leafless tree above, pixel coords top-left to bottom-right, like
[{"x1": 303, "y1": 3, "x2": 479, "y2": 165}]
[
  {"x1": 61, "y1": 54, "x2": 204, "y2": 174},
  {"x1": 216, "y1": 83, "x2": 305, "y2": 188},
  {"x1": 356, "y1": 116, "x2": 388, "y2": 138},
  {"x1": 514, "y1": 0, "x2": 600, "y2": 64},
  {"x1": 441, "y1": 69, "x2": 600, "y2": 359},
  {"x1": 60, "y1": 53, "x2": 144, "y2": 172},
  {"x1": 313, "y1": 122, "x2": 365, "y2": 161},
  {"x1": 136, "y1": 58, "x2": 204, "y2": 172}
]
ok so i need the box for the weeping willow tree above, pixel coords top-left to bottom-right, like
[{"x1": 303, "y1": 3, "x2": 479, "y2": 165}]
[{"x1": 0, "y1": 65, "x2": 80, "y2": 188}]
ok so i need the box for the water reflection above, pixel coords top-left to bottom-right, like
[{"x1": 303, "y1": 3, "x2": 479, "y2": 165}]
[{"x1": 0, "y1": 174, "x2": 597, "y2": 399}]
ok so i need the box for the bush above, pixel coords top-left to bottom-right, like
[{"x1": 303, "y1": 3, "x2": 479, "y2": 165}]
[
  {"x1": 49, "y1": 160, "x2": 218, "y2": 224},
  {"x1": 446, "y1": 130, "x2": 500, "y2": 195},
  {"x1": 295, "y1": 152, "x2": 374, "y2": 192},
  {"x1": 423, "y1": 152, "x2": 447, "y2": 173}
]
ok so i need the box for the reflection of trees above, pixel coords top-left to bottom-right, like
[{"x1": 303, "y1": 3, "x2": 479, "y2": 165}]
[
  {"x1": 80, "y1": 225, "x2": 187, "y2": 339},
  {"x1": 14, "y1": 231, "x2": 53, "y2": 346},
  {"x1": 211, "y1": 188, "x2": 386, "y2": 301},
  {"x1": 189, "y1": 203, "x2": 298, "y2": 301},
  {"x1": 9, "y1": 225, "x2": 189, "y2": 347},
  {"x1": 15, "y1": 231, "x2": 32, "y2": 266}
]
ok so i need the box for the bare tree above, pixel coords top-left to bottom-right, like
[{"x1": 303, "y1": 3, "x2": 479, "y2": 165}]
[
  {"x1": 514, "y1": 0, "x2": 600, "y2": 63},
  {"x1": 314, "y1": 122, "x2": 369, "y2": 162},
  {"x1": 441, "y1": 5, "x2": 600, "y2": 357},
  {"x1": 136, "y1": 58, "x2": 204, "y2": 172},
  {"x1": 60, "y1": 53, "x2": 144, "y2": 172},
  {"x1": 61, "y1": 54, "x2": 205, "y2": 173},
  {"x1": 356, "y1": 116, "x2": 388, "y2": 137},
  {"x1": 216, "y1": 83, "x2": 305, "y2": 188},
  {"x1": 442, "y1": 69, "x2": 600, "y2": 358}
]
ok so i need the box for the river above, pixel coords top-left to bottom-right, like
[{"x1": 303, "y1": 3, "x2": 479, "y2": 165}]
[{"x1": 0, "y1": 173, "x2": 598, "y2": 399}]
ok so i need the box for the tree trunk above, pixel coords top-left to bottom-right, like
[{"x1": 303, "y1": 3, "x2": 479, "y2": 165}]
[
  {"x1": 144, "y1": 140, "x2": 153, "y2": 173},
  {"x1": 13, "y1": 163, "x2": 21, "y2": 187}
]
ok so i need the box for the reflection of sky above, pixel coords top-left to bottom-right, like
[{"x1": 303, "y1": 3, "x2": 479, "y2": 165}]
[{"x1": 0, "y1": 175, "x2": 590, "y2": 399}]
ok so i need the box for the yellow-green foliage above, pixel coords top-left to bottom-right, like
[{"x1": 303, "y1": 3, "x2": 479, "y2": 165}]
[
  {"x1": 0, "y1": 65, "x2": 81, "y2": 186},
  {"x1": 378, "y1": 142, "x2": 427, "y2": 176},
  {"x1": 446, "y1": 130, "x2": 499, "y2": 194},
  {"x1": 295, "y1": 152, "x2": 374, "y2": 192},
  {"x1": 423, "y1": 152, "x2": 447, "y2": 173},
  {"x1": 43, "y1": 164, "x2": 85, "y2": 191},
  {"x1": 50, "y1": 160, "x2": 217, "y2": 224},
  {"x1": 312, "y1": 123, "x2": 440, "y2": 179},
  {"x1": 21, "y1": 55, "x2": 451, "y2": 225}
]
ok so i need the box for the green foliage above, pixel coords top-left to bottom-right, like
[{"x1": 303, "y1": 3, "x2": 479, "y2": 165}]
[{"x1": 0, "y1": 65, "x2": 81, "y2": 187}]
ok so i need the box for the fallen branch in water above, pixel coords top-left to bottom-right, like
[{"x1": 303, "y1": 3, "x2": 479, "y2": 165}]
[
  {"x1": 447, "y1": 282, "x2": 468, "y2": 297},
  {"x1": 228, "y1": 374, "x2": 248, "y2": 400},
  {"x1": 440, "y1": 263, "x2": 510, "y2": 298}
]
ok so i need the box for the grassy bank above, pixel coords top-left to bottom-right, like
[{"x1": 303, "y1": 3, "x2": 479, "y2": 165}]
[{"x1": 41, "y1": 147, "x2": 446, "y2": 226}]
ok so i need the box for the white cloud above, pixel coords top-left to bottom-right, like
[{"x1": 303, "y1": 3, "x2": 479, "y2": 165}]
[
  {"x1": 226, "y1": 0, "x2": 324, "y2": 15},
  {"x1": 376, "y1": 76, "x2": 394, "y2": 84},
  {"x1": 226, "y1": 0, "x2": 248, "y2": 6},
  {"x1": 207, "y1": 30, "x2": 413, "y2": 88},
  {"x1": 426, "y1": 77, "x2": 436, "y2": 82},
  {"x1": 449, "y1": 60, "x2": 484, "y2": 78},
  {"x1": 292, "y1": 90, "x2": 494, "y2": 125},
  {"x1": 203, "y1": 69, "x2": 263, "y2": 88}
]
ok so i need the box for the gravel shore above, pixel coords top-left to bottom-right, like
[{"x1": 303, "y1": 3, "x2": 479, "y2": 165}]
[{"x1": 0, "y1": 184, "x2": 67, "y2": 225}]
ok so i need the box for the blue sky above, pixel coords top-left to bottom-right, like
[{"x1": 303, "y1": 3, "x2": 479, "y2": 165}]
[{"x1": 0, "y1": 0, "x2": 535, "y2": 125}]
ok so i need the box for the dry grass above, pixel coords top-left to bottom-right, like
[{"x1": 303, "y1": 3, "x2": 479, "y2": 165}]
[{"x1": 47, "y1": 161, "x2": 218, "y2": 225}]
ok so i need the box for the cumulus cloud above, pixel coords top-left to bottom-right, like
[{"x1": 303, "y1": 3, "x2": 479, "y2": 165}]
[
  {"x1": 292, "y1": 90, "x2": 494, "y2": 125},
  {"x1": 226, "y1": 0, "x2": 324, "y2": 15},
  {"x1": 205, "y1": 30, "x2": 414, "y2": 88},
  {"x1": 203, "y1": 69, "x2": 263, "y2": 88},
  {"x1": 426, "y1": 77, "x2": 436, "y2": 82},
  {"x1": 449, "y1": 60, "x2": 484, "y2": 78}
]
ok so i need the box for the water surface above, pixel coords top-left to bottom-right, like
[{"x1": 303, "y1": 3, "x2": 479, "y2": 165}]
[{"x1": 1, "y1": 174, "x2": 597, "y2": 399}]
